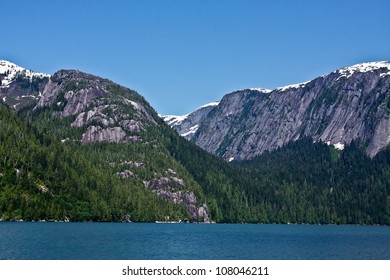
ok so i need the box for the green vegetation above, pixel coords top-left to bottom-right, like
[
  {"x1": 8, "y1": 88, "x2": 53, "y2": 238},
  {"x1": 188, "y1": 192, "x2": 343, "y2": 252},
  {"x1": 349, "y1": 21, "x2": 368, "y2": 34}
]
[
  {"x1": 0, "y1": 104, "x2": 191, "y2": 222},
  {"x1": 1, "y1": 72, "x2": 389, "y2": 224}
]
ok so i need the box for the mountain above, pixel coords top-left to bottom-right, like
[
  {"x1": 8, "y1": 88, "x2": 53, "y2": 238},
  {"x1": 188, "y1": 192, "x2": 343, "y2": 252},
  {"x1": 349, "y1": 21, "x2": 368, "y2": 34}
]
[
  {"x1": 0, "y1": 60, "x2": 50, "y2": 111},
  {"x1": 1, "y1": 59, "x2": 389, "y2": 225},
  {"x1": 167, "y1": 62, "x2": 390, "y2": 161},
  {"x1": 0, "y1": 61, "x2": 212, "y2": 222},
  {"x1": 162, "y1": 101, "x2": 219, "y2": 140},
  {"x1": 0, "y1": 102, "x2": 190, "y2": 222}
]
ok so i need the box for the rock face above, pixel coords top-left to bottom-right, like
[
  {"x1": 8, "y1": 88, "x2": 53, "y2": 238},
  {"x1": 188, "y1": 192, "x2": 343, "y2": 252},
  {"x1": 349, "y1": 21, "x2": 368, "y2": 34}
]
[
  {"x1": 144, "y1": 174, "x2": 209, "y2": 222},
  {"x1": 0, "y1": 61, "x2": 158, "y2": 145},
  {"x1": 163, "y1": 101, "x2": 219, "y2": 140},
  {"x1": 34, "y1": 69, "x2": 158, "y2": 144},
  {"x1": 168, "y1": 62, "x2": 390, "y2": 160}
]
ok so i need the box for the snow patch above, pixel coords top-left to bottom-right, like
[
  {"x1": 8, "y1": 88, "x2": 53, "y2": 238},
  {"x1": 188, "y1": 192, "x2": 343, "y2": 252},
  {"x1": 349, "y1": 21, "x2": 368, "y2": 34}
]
[
  {"x1": 162, "y1": 101, "x2": 220, "y2": 126},
  {"x1": 250, "y1": 88, "x2": 272, "y2": 93},
  {"x1": 277, "y1": 81, "x2": 310, "y2": 92},
  {"x1": 163, "y1": 114, "x2": 190, "y2": 126},
  {"x1": 326, "y1": 141, "x2": 345, "y2": 150},
  {"x1": 335, "y1": 61, "x2": 390, "y2": 80},
  {"x1": 197, "y1": 101, "x2": 220, "y2": 109},
  {"x1": 380, "y1": 72, "x2": 390, "y2": 78},
  {"x1": 181, "y1": 124, "x2": 199, "y2": 137},
  {"x1": 333, "y1": 142, "x2": 345, "y2": 150},
  {"x1": 0, "y1": 59, "x2": 50, "y2": 88}
]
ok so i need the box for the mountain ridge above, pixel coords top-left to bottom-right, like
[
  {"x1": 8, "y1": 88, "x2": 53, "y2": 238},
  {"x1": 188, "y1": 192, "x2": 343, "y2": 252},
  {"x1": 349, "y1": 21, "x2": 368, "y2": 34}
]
[
  {"x1": 0, "y1": 59, "x2": 50, "y2": 111},
  {"x1": 1, "y1": 59, "x2": 389, "y2": 225},
  {"x1": 165, "y1": 61, "x2": 390, "y2": 160}
]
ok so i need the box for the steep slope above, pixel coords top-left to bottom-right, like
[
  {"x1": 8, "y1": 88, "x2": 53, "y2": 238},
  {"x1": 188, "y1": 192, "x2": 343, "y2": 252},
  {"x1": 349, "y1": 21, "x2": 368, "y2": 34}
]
[
  {"x1": 33, "y1": 69, "x2": 158, "y2": 144},
  {"x1": 0, "y1": 60, "x2": 50, "y2": 111},
  {"x1": 168, "y1": 132, "x2": 390, "y2": 225},
  {"x1": 187, "y1": 62, "x2": 390, "y2": 160},
  {"x1": 1, "y1": 59, "x2": 389, "y2": 225},
  {"x1": 163, "y1": 101, "x2": 219, "y2": 140},
  {"x1": 1, "y1": 62, "x2": 212, "y2": 222},
  {"x1": 0, "y1": 103, "x2": 195, "y2": 222}
]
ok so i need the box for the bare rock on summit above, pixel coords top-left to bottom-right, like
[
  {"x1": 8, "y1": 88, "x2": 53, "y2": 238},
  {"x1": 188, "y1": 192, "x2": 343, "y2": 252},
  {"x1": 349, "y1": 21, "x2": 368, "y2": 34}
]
[{"x1": 33, "y1": 69, "x2": 158, "y2": 144}]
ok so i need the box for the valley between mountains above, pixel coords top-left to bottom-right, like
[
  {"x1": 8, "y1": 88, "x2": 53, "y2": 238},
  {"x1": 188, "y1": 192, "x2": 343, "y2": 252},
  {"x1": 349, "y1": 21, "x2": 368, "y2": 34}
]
[{"x1": 1, "y1": 59, "x2": 390, "y2": 224}]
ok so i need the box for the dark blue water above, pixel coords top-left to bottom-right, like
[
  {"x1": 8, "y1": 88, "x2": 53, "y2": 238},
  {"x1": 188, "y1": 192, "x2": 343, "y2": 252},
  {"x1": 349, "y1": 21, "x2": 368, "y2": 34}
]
[{"x1": 0, "y1": 223, "x2": 389, "y2": 260}]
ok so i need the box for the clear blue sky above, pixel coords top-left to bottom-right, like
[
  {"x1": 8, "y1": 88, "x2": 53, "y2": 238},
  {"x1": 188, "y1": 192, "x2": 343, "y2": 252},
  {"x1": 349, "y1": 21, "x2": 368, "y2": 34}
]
[{"x1": 2, "y1": 0, "x2": 390, "y2": 115}]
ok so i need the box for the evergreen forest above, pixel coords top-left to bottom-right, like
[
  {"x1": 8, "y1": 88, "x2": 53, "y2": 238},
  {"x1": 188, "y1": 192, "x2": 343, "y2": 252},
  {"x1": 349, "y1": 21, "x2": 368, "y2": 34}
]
[{"x1": 1, "y1": 102, "x2": 389, "y2": 224}]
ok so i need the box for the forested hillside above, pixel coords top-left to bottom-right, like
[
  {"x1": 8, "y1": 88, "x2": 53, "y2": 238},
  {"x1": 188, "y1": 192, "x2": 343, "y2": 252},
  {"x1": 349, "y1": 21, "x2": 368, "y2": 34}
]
[
  {"x1": 1, "y1": 60, "x2": 389, "y2": 224},
  {"x1": 0, "y1": 103, "x2": 193, "y2": 222},
  {"x1": 168, "y1": 134, "x2": 390, "y2": 224}
]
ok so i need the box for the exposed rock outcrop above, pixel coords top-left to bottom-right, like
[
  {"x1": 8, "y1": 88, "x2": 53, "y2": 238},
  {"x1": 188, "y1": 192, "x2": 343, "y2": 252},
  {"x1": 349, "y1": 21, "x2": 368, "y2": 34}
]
[
  {"x1": 82, "y1": 126, "x2": 128, "y2": 143},
  {"x1": 168, "y1": 62, "x2": 390, "y2": 160},
  {"x1": 144, "y1": 176, "x2": 209, "y2": 222},
  {"x1": 34, "y1": 69, "x2": 158, "y2": 144},
  {"x1": 116, "y1": 170, "x2": 134, "y2": 179}
]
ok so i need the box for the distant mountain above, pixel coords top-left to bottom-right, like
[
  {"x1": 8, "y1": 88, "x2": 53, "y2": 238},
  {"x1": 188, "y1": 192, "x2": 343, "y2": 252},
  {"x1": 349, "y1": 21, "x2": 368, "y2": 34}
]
[
  {"x1": 162, "y1": 101, "x2": 219, "y2": 140},
  {"x1": 0, "y1": 60, "x2": 50, "y2": 111},
  {"x1": 166, "y1": 62, "x2": 390, "y2": 161}
]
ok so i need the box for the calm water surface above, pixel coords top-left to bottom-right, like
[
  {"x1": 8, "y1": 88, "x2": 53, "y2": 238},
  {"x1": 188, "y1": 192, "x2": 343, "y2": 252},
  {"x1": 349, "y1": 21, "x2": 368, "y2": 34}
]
[{"x1": 0, "y1": 223, "x2": 389, "y2": 260}]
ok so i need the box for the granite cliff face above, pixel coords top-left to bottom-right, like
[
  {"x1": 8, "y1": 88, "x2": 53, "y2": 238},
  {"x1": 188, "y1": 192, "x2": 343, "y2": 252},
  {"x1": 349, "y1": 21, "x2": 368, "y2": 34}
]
[
  {"x1": 168, "y1": 62, "x2": 390, "y2": 160},
  {"x1": 34, "y1": 69, "x2": 158, "y2": 144}
]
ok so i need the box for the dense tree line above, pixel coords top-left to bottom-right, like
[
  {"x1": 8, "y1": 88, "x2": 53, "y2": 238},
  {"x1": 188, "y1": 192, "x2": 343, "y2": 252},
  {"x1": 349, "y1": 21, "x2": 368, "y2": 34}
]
[
  {"x1": 167, "y1": 129, "x2": 390, "y2": 225},
  {"x1": 0, "y1": 104, "x2": 191, "y2": 222},
  {"x1": 1, "y1": 101, "x2": 389, "y2": 224}
]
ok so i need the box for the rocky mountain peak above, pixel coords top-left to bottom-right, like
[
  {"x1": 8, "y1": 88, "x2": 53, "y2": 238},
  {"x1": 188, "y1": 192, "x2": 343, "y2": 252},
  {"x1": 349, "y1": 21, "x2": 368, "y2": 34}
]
[
  {"x1": 333, "y1": 61, "x2": 390, "y2": 79},
  {"x1": 0, "y1": 59, "x2": 50, "y2": 110},
  {"x1": 0, "y1": 59, "x2": 50, "y2": 88},
  {"x1": 34, "y1": 69, "x2": 159, "y2": 144}
]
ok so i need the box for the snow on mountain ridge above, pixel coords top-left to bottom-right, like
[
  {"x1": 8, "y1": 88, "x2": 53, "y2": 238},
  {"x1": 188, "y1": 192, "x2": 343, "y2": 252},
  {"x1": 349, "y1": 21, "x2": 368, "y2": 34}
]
[
  {"x1": 163, "y1": 114, "x2": 190, "y2": 126},
  {"x1": 0, "y1": 59, "x2": 50, "y2": 88},
  {"x1": 249, "y1": 88, "x2": 272, "y2": 93},
  {"x1": 163, "y1": 101, "x2": 220, "y2": 126},
  {"x1": 276, "y1": 81, "x2": 310, "y2": 92},
  {"x1": 274, "y1": 62, "x2": 390, "y2": 92},
  {"x1": 198, "y1": 101, "x2": 220, "y2": 109},
  {"x1": 335, "y1": 61, "x2": 390, "y2": 79}
]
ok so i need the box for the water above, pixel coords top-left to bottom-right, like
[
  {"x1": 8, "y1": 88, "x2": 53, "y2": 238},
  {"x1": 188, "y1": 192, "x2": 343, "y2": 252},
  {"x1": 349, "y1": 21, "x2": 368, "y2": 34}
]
[{"x1": 0, "y1": 222, "x2": 389, "y2": 260}]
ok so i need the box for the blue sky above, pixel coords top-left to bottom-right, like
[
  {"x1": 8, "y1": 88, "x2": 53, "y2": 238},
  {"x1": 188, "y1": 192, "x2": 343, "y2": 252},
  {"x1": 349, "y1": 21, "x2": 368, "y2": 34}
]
[{"x1": 2, "y1": 0, "x2": 390, "y2": 115}]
